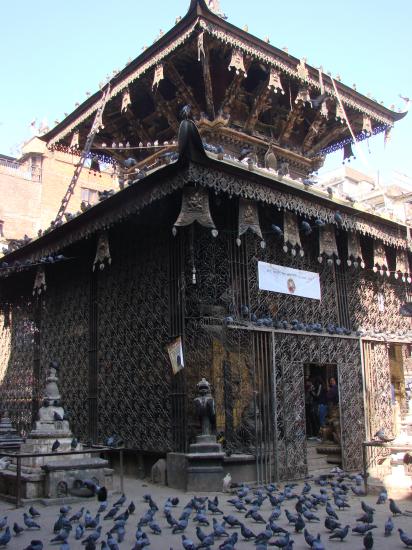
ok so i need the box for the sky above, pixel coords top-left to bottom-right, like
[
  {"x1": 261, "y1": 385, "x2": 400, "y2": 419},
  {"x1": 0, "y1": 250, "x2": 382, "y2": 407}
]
[{"x1": 1, "y1": 0, "x2": 411, "y2": 183}]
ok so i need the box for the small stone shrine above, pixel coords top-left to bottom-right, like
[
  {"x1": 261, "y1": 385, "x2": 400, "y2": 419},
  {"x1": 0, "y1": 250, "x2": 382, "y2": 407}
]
[
  {"x1": 0, "y1": 410, "x2": 23, "y2": 453},
  {"x1": 167, "y1": 378, "x2": 224, "y2": 491},
  {"x1": 0, "y1": 361, "x2": 112, "y2": 500}
]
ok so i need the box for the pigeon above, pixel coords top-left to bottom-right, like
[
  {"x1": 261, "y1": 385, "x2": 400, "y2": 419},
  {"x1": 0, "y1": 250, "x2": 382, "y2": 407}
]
[
  {"x1": 53, "y1": 515, "x2": 66, "y2": 534},
  {"x1": 310, "y1": 93, "x2": 328, "y2": 109},
  {"x1": 334, "y1": 211, "x2": 344, "y2": 226},
  {"x1": 97, "y1": 502, "x2": 108, "y2": 514},
  {"x1": 0, "y1": 527, "x2": 11, "y2": 546},
  {"x1": 294, "y1": 514, "x2": 305, "y2": 533},
  {"x1": 304, "y1": 529, "x2": 315, "y2": 547},
  {"x1": 255, "y1": 524, "x2": 274, "y2": 544},
  {"x1": 399, "y1": 528, "x2": 412, "y2": 547},
  {"x1": 104, "y1": 507, "x2": 119, "y2": 521},
  {"x1": 324, "y1": 517, "x2": 341, "y2": 531},
  {"x1": 329, "y1": 525, "x2": 349, "y2": 540},
  {"x1": 51, "y1": 440, "x2": 60, "y2": 452},
  {"x1": 75, "y1": 524, "x2": 84, "y2": 540},
  {"x1": 180, "y1": 104, "x2": 192, "y2": 120},
  {"x1": 238, "y1": 145, "x2": 253, "y2": 161},
  {"x1": 222, "y1": 515, "x2": 242, "y2": 528},
  {"x1": 70, "y1": 508, "x2": 85, "y2": 522},
  {"x1": 70, "y1": 438, "x2": 78, "y2": 450},
  {"x1": 352, "y1": 524, "x2": 377, "y2": 535},
  {"x1": 182, "y1": 534, "x2": 196, "y2": 550},
  {"x1": 208, "y1": 500, "x2": 223, "y2": 514},
  {"x1": 13, "y1": 522, "x2": 24, "y2": 536},
  {"x1": 326, "y1": 502, "x2": 338, "y2": 519},
  {"x1": 364, "y1": 531, "x2": 374, "y2": 549},
  {"x1": 23, "y1": 514, "x2": 41, "y2": 529},
  {"x1": 113, "y1": 494, "x2": 126, "y2": 507},
  {"x1": 53, "y1": 411, "x2": 63, "y2": 421},
  {"x1": 148, "y1": 521, "x2": 161, "y2": 535},
  {"x1": 303, "y1": 510, "x2": 319, "y2": 522},
  {"x1": 361, "y1": 501, "x2": 375, "y2": 515},
  {"x1": 97, "y1": 486, "x2": 107, "y2": 502},
  {"x1": 271, "y1": 532, "x2": 291, "y2": 548},
  {"x1": 351, "y1": 486, "x2": 366, "y2": 497},
  {"x1": 29, "y1": 507, "x2": 41, "y2": 518},
  {"x1": 172, "y1": 518, "x2": 188, "y2": 533},
  {"x1": 264, "y1": 145, "x2": 277, "y2": 171},
  {"x1": 50, "y1": 528, "x2": 71, "y2": 543},
  {"x1": 81, "y1": 526, "x2": 102, "y2": 545},
  {"x1": 271, "y1": 224, "x2": 283, "y2": 238},
  {"x1": 85, "y1": 513, "x2": 100, "y2": 530},
  {"x1": 300, "y1": 221, "x2": 312, "y2": 236},
  {"x1": 384, "y1": 516, "x2": 394, "y2": 536},
  {"x1": 376, "y1": 490, "x2": 388, "y2": 504},
  {"x1": 60, "y1": 506, "x2": 72, "y2": 516},
  {"x1": 356, "y1": 511, "x2": 374, "y2": 524},
  {"x1": 115, "y1": 525, "x2": 126, "y2": 543},
  {"x1": 374, "y1": 429, "x2": 395, "y2": 443},
  {"x1": 212, "y1": 518, "x2": 229, "y2": 538},
  {"x1": 128, "y1": 501, "x2": 136, "y2": 514},
  {"x1": 389, "y1": 498, "x2": 403, "y2": 515},
  {"x1": 23, "y1": 542, "x2": 43, "y2": 550},
  {"x1": 197, "y1": 532, "x2": 214, "y2": 548},
  {"x1": 240, "y1": 522, "x2": 256, "y2": 540}
]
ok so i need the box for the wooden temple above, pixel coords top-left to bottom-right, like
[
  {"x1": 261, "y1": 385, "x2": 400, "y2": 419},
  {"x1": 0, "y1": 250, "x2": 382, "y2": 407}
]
[{"x1": 0, "y1": 0, "x2": 410, "y2": 483}]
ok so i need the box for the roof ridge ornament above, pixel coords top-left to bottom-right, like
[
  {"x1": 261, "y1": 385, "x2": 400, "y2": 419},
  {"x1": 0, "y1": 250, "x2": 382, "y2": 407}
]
[{"x1": 205, "y1": 0, "x2": 226, "y2": 18}]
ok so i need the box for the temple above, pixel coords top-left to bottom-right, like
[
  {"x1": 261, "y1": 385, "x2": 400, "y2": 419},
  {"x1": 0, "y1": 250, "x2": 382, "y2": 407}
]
[{"x1": 0, "y1": 0, "x2": 410, "y2": 484}]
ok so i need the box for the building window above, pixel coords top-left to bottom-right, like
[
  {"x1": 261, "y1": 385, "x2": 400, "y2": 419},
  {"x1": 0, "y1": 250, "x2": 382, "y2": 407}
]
[
  {"x1": 81, "y1": 187, "x2": 98, "y2": 205},
  {"x1": 0, "y1": 221, "x2": 4, "y2": 238}
]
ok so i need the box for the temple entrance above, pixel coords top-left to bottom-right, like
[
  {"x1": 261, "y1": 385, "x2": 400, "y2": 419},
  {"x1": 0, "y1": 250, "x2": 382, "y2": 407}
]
[{"x1": 304, "y1": 363, "x2": 342, "y2": 474}]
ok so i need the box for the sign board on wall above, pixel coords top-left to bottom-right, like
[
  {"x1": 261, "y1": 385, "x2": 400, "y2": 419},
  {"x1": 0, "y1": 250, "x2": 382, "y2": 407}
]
[
  {"x1": 167, "y1": 337, "x2": 184, "y2": 375},
  {"x1": 258, "y1": 261, "x2": 321, "y2": 300}
]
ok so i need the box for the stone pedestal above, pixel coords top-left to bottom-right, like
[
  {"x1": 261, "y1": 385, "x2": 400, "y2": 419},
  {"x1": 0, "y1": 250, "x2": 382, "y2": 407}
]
[
  {"x1": 0, "y1": 411, "x2": 23, "y2": 453},
  {"x1": 167, "y1": 434, "x2": 224, "y2": 492}
]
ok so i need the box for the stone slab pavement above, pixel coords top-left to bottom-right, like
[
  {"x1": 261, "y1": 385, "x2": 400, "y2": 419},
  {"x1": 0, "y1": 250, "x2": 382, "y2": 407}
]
[{"x1": 1, "y1": 475, "x2": 412, "y2": 549}]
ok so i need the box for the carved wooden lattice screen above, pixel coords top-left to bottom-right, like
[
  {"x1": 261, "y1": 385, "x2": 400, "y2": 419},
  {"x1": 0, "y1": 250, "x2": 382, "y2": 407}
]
[{"x1": 362, "y1": 340, "x2": 392, "y2": 476}]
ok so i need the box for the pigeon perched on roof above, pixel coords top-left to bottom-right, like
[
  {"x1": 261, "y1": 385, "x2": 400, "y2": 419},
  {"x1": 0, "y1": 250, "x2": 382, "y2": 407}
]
[
  {"x1": 373, "y1": 429, "x2": 395, "y2": 443},
  {"x1": 180, "y1": 104, "x2": 192, "y2": 120},
  {"x1": 264, "y1": 145, "x2": 277, "y2": 171}
]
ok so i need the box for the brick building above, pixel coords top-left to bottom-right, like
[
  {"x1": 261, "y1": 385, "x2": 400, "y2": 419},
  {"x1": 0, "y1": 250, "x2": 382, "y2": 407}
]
[{"x1": 0, "y1": 137, "x2": 116, "y2": 250}]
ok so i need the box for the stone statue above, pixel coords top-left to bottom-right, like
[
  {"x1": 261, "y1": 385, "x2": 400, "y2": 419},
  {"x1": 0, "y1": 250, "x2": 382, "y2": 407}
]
[
  {"x1": 194, "y1": 378, "x2": 216, "y2": 436},
  {"x1": 38, "y1": 361, "x2": 64, "y2": 422}
]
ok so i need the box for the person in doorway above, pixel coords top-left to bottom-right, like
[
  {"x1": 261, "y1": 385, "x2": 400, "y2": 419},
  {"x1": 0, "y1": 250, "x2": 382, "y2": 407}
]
[
  {"x1": 313, "y1": 377, "x2": 328, "y2": 431},
  {"x1": 305, "y1": 377, "x2": 319, "y2": 439},
  {"x1": 327, "y1": 377, "x2": 339, "y2": 407}
]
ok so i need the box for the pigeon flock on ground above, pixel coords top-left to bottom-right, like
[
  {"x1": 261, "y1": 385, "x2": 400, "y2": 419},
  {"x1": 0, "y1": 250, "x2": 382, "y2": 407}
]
[{"x1": 2, "y1": 472, "x2": 412, "y2": 549}]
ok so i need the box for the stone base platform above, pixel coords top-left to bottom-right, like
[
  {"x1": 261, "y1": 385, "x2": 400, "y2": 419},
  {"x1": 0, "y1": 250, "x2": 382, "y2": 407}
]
[{"x1": 0, "y1": 457, "x2": 113, "y2": 500}]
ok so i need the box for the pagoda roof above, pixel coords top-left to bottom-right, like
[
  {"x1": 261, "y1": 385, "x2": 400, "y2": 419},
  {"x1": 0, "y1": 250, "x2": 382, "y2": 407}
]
[
  {"x1": 1, "y1": 120, "x2": 409, "y2": 278},
  {"x1": 41, "y1": 0, "x2": 405, "y2": 172}
]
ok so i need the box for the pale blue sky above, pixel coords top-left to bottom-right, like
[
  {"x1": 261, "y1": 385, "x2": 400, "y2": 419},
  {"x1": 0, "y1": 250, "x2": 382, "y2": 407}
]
[{"x1": 1, "y1": 0, "x2": 411, "y2": 181}]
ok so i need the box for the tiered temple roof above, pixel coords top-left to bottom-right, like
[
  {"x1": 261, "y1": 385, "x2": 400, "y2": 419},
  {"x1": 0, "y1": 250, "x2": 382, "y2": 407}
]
[{"x1": 43, "y1": 0, "x2": 405, "y2": 178}]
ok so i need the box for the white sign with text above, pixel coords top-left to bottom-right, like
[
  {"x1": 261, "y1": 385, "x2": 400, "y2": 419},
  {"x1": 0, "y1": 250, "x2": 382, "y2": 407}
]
[{"x1": 258, "y1": 261, "x2": 321, "y2": 300}]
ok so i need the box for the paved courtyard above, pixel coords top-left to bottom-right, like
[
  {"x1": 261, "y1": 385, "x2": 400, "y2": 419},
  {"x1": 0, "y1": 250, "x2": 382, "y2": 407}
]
[{"x1": 1, "y1": 474, "x2": 412, "y2": 549}]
